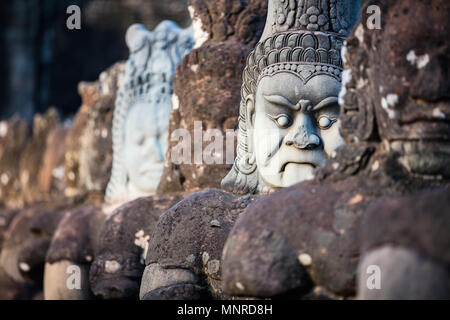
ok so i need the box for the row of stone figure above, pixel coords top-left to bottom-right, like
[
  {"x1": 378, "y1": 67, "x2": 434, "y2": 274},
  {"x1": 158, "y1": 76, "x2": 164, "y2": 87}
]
[{"x1": 1, "y1": 0, "x2": 450, "y2": 300}]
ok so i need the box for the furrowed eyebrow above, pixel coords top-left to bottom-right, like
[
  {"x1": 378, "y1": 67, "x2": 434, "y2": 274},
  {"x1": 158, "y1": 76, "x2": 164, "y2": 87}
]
[
  {"x1": 312, "y1": 97, "x2": 339, "y2": 111},
  {"x1": 263, "y1": 95, "x2": 298, "y2": 110}
]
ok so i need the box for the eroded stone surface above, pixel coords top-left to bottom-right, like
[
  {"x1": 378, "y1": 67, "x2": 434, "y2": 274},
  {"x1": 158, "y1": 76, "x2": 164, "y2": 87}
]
[
  {"x1": 64, "y1": 62, "x2": 125, "y2": 198},
  {"x1": 19, "y1": 109, "x2": 60, "y2": 205},
  {"x1": 144, "y1": 189, "x2": 257, "y2": 299},
  {"x1": 0, "y1": 116, "x2": 30, "y2": 209},
  {"x1": 89, "y1": 194, "x2": 182, "y2": 299}
]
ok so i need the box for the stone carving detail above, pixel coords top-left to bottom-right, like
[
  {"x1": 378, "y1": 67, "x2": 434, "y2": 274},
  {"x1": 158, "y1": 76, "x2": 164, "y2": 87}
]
[
  {"x1": 270, "y1": 0, "x2": 360, "y2": 35},
  {"x1": 105, "y1": 22, "x2": 194, "y2": 203},
  {"x1": 222, "y1": 0, "x2": 359, "y2": 194}
]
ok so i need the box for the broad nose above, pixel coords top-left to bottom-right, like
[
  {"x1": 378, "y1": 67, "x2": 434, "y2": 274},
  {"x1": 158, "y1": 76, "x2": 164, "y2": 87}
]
[{"x1": 285, "y1": 115, "x2": 321, "y2": 150}]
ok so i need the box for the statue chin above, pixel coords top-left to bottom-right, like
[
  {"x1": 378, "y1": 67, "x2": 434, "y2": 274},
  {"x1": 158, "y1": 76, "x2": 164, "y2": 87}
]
[
  {"x1": 260, "y1": 162, "x2": 315, "y2": 189},
  {"x1": 127, "y1": 162, "x2": 165, "y2": 196}
]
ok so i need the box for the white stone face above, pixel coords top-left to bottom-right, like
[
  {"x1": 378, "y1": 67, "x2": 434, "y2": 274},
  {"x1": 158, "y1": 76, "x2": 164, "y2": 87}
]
[
  {"x1": 250, "y1": 72, "x2": 344, "y2": 189},
  {"x1": 124, "y1": 100, "x2": 169, "y2": 194},
  {"x1": 105, "y1": 22, "x2": 194, "y2": 203}
]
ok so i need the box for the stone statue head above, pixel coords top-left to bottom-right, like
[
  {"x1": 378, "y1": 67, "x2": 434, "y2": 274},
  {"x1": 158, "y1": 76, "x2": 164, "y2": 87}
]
[
  {"x1": 105, "y1": 22, "x2": 194, "y2": 203},
  {"x1": 340, "y1": 0, "x2": 450, "y2": 180},
  {"x1": 222, "y1": 0, "x2": 360, "y2": 193}
]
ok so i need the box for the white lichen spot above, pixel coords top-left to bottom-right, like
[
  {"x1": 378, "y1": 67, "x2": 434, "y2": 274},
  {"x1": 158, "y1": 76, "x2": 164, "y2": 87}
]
[
  {"x1": 207, "y1": 259, "x2": 220, "y2": 275},
  {"x1": 202, "y1": 251, "x2": 210, "y2": 265},
  {"x1": 348, "y1": 194, "x2": 364, "y2": 205},
  {"x1": 356, "y1": 78, "x2": 368, "y2": 89},
  {"x1": 432, "y1": 108, "x2": 446, "y2": 119},
  {"x1": 298, "y1": 253, "x2": 312, "y2": 267},
  {"x1": 171, "y1": 94, "x2": 180, "y2": 110},
  {"x1": 85, "y1": 255, "x2": 93, "y2": 262},
  {"x1": 19, "y1": 262, "x2": 30, "y2": 272},
  {"x1": 190, "y1": 64, "x2": 199, "y2": 73},
  {"x1": 210, "y1": 219, "x2": 221, "y2": 228},
  {"x1": 406, "y1": 50, "x2": 430, "y2": 69},
  {"x1": 355, "y1": 24, "x2": 364, "y2": 43},
  {"x1": 101, "y1": 128, "x2": 108, "y2": 139},
  {"x1": 236, "y1": 282, "x2": 245, "y2": 291},
  {"x1": 52, "y1": 166, "x2": 65, "y2": 180},
  {"x1": 332, "y1": 162, "x2": 339, "y2": 170},
  {"x1": 381, "y1": 94, "x2": 398, "y2": 119},
  {"x1": 371, "y1": 161, "x2": 380, "y2": 172},
  {"x1": 105, "y1": 260, "x2": 121, "y2": 273},
  {"x1": 186, "y1": 254, "x2": 196, "y2": 263},
  {"x1": 338, "y1": 69, "x2": 352, "y2": 106},
  {"x1": 68, "y1": 171, "x2": 76, "y2": 181},
  {"x1": 0, "y1": 121, "x2": 8, "y2": 137},
  {"x1": 386, "y1": 94, "x2": 399, "y2": 107},
  {"x1": 341, "y1": 43, "x2": 348, "y2": 65},
  {"x1": 342, "y1": 69, "x2": 352, "y2": 86},
  {"x1": 188, "y1": 6, "x2": 209, "y2": 49},
  {"x1": 1, "y1": 173, "x2": 9, "y2": 185}
]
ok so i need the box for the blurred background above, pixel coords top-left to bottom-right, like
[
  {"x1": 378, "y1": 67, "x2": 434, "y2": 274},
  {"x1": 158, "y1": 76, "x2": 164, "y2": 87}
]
[{"x1": 0, "y1": 0, "x2": 191, "y2": 122}]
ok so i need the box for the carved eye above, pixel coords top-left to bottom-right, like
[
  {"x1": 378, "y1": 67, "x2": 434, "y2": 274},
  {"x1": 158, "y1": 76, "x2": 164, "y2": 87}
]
[
  {"x1": 318, "y1": 116, "x2": 336, "y2": 130},
  {"x1": 275, "y1": 115, "x2": 292, "y2": 128}
]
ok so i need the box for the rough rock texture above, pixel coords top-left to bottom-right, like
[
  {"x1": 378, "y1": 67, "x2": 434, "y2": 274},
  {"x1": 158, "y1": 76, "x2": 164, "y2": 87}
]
[
  {"x1": 156, "y1": 0, "x2": 267, "y2": 194},
  {"x1": 358, "y1": 185, "x2": 450, "y2": 299},
  {"x1": 0, "y1": 208, "x2": 19, "y2": 250},
  {"x1": 37, "y1": 126, "x2": 68, "y2": 198},
  {"x1": 0, "y1": 267, "x2": 40, "y2": 300},
  {"x1": 187, "y1": 0, "x2": 266, "y2": 47},
  {"x1": 223, "y1": 178, "x2": 368, "y2": 298},
  {"x1": 146, "y1": 189, "x2": 257, "y2": 299},
  {"x1": 89, "y1": 194, "x2": 183, "y2": 300},
  {"x1": 46, "y1": 206, "x2": 104, "y2": 266},
  {"x1": 0, "y1": 203, "x2": 73, "y2": 288},
  {"x1": 221, "y1": 0, "x2": 450, "y2": 300},
  {"x1": 19, "y1": 109, "x2": 60, "y2": 205},
  {"x1": 0, "y1": 116, "x2": 30, "y2": 208},
  {"x1": 64, "y1": 62, "x2": 125, "y2": 198}
]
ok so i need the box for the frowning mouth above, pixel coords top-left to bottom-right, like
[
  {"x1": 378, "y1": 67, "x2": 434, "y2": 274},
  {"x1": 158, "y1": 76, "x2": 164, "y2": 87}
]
[{"x1": 280, "y1": 162, "x2": 317, "y2": 173}]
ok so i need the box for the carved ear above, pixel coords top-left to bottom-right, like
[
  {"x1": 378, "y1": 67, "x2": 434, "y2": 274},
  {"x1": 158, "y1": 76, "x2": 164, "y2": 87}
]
[
  {"x1": 245, "y1": 94, "x2": 255, "y2": 153},
  {"x1": 245, "y1": 94, "x2": 255, "y2": 128}
]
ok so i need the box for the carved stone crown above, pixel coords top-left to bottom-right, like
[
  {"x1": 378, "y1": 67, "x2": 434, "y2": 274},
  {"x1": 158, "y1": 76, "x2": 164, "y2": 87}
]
[
  {"x1": 253, "y1": 31, "x2": 344, "y2": 84},
  {"x1": 263, "y1": 0, "x2": 360, "y2": 38}
]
